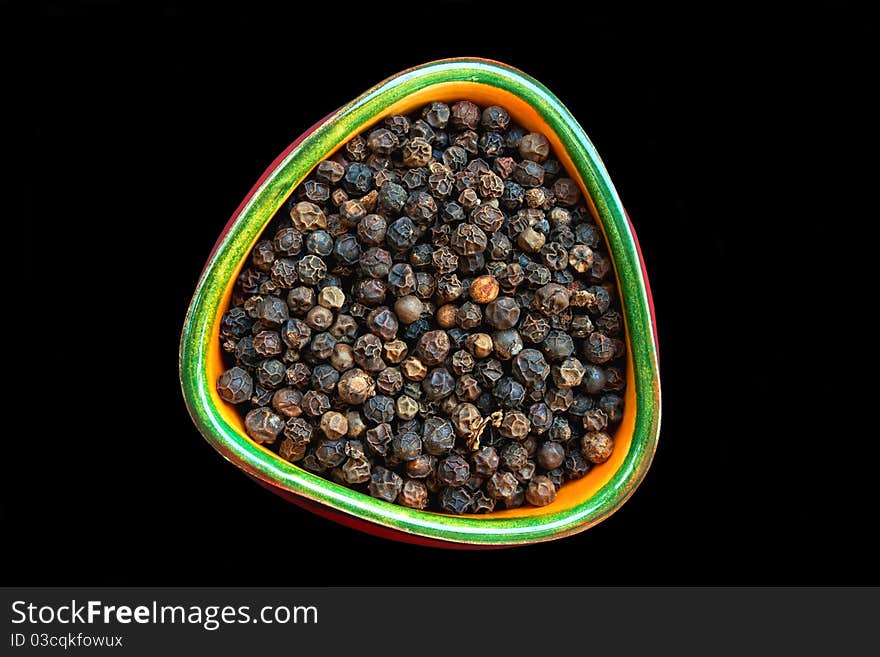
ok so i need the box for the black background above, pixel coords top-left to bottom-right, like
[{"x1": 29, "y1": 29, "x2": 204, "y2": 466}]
[{"x1": 14, "y1": 1, "x2": 874, "y2": 585}]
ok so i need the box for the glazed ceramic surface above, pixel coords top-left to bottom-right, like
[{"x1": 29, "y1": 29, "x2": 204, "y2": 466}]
[{"x1": 180, "y1": 58, "x2": 661, "y2": 547}]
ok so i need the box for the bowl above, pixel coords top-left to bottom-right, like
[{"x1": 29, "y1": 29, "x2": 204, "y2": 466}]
[{"x1": 180, "y1": 58, "x2": 661, "y2": 547}]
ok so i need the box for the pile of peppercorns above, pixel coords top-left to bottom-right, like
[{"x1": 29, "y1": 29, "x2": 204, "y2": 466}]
[{"x1": 216, "y1": 100, "x2": 626, "y2": 514}]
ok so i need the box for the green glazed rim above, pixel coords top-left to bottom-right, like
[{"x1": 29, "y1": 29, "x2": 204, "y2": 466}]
[{"x1": 180, "y1": 58, "x2": 661, "y2": 546}]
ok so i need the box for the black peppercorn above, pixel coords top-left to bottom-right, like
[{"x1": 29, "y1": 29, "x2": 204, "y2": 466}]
[
  {"x1": 386, "y1": 216, "x2": 419, "y2": 251},
  {"x1": 391, "y1": 432, "x2": 422, "y2": 462},
  {"x1": 564, "y1": 449, "x2": 592, "y2": 480},
  {"x1": 512, "y1": 348, "x2": 551, "y2": 387},
  {"x1": 217, "y1": 366, "x2": 254, "y2": 404},
  {"x1": 363, "y1": 394, "x2": 395, "y2": 424},
  {"x1": 419, "y1": 416, "x2": 454, "y2": 456},
  {"x1": 529, "y1": 402, "x2": 553, "y2": 435},
  {"x1": 437, "y1": 453, "x2": 470, "y2": 487},
  {"x1": 368, "y1": 466, "x2": 403, "y2": 503},
  {"x1": 485, "y1": 296, "x2": 520, "y2": 330},
  {"x1": 583, "y1": 332, "x2": 616, "y2": 364},
  {"x1": 419, "y1": 366, "x2": 453, "y2": 400},
  {"x1": 438, "y1": 486, "x2": 473, "y2": 514},
  {"x1": 492, "y1": 329, "x2": 524, "y2": 361},
  {"x1": 500, "y1": 441, "x2": 529, "y2": 472}
]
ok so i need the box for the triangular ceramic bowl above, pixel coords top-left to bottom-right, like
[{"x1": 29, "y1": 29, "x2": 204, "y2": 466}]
[{"x1": 180, "y1": 58, "x2": 661, "y2": 547}]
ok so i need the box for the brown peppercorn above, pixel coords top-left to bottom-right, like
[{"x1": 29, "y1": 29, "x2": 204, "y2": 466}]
[
  {"x1": 450, "y1": 349, "x2": 475, "y2": 376},
  {"x1": 435, "y1": 274, "x2": 464, "y2": 304},
  {"x1": 285, "y1": 362, "x2": 310, "y2": 388},
  {"x1": 289, "y1": 201, "x2": 327, "y2": 232},
  {"x1": 469, "y1": 274, "x2": 500, "y2": 304},
  {"x1": 353, "y1": 333, "x2": 385, "y2": 371},
  {"x1": 365, "y1": 423, "x2": 392, "y2": 456},
  {"x1": 244, "y1": 407, "x2": 284, "y2": 444},
  {"x1": 458, "y1": 187, "x2": 480, "y2": 209},
  {"x1": 330, "y1": 343, "x2": 355, "y2": 371},
  {"x1": 394, "y1": 295, "x2": 423, "y2": 325},
  {"x1": 306, "y1": 305, "x2": 334, "y2": 331},
  {"x1": 329, "y1": 314, "x2": 358, "y2": 342},
  {"x1": 402, "y1": 137, "x2": 433, "y2": 167},
  {"x1": 366, "y1": 306, "x2": 398, "y2": 341},
  {"x1": 401, "y1": 356, "x2": 428, "y2": 381},
  {"x1": 450, "y1": 100, "x2": 481, "y2": 131},
  {"x1": 525, "y1": 475, "x2": 557, "y2": 506},
  {"x1": 330, "y1": 188, "x2": 348, "y2": 207},
  {"x1": 455, "y1": 374, "x2": 481, "y2": 401},
  {"x1": 301, "y1": 390, "x2": 331, "y2": 417},
  {"x1": 485, "y1": 296, "x2": 521, "y2": 330},
  {"x1": 398, "y1": 479, "x2": 429, "y2": 509},
  {"x1": 315, "y1": 160, "x2": 345, "y2": 184},
  {"x1": 537, "y1": 442, "x2": 566, "y2": 470},
  {"x1": 336, "y1": 368, "x2": 375, "y2": 405},
  {"x1": 450, "y1": 403, "x2": 482, "y2": 439},
  {"x1": 406, "y1": 455, "x2": 436, "y2": 479},
  {"x1": 552, "y1": 356, "x2": 587, "y2": 389},
  {"x1": 319, "y1": 411, "x2": 348, "y2": 440},
  {"x1": 396, "y1": 395, "x2": 419, "y2": 421},
  {"x1": 581, "y1": 431, "x2": 614, "y2": 464},
  {"x1": 415, "y1": 330, "x2": 451, "y2": 366},
  {"x1": 382, "y1": 339, "x2": 408, "y2": 364},
  {"x1": 278, "y1": 434, "x2": 309, "y2": 463},
  {"x1": 518, "y1": 132, "x2": 551, "y2": 163},
  {"x1": 346, "y1": 411, "x2": 366, "y2": 438},
  {"x1": 340, "y1": 457, "x2": 372, "y2": 485},
  {"x1": 272, "y1": 388, "x2": 302, "y2": 418},
  {"x1": 466, "y1": 333, "x2": 494, "y2": 359},
  {"x1": 318, "y1": 286, "x2": 345, "y2": 310},
  {"x1": 450, "y1": 223, "x2": 488, "y2": 256},
  {"x1": 533, "y1": 283, "x2": 571, "y2": 315},
  {"x1": 486, "y1": 471, "x2": 518, "y2": 500},
  {"x1": 583, "y1": 408, "x2": 609, "y2": 432},
  {"x1": 435, "y1": 304, "x2": 458, "y2": 329},
  {"x1": 552, "y1": 177, "x2": 582, "y2": 206},
  {"x1": 517, "y1": 226, "x2": 546, "y2": 253},
  {"x1": 375, "y1": 367, "x2": 403, "y2": 396},
  {"x1": 340, "y1": 199, "x2": 366, "y2": 223},
  {"x1": 498, "y1": 411, "x2": 530, "y2": 441},
  {"x1": 286, "y1": 286, "x2": 314, "y2": 315}
]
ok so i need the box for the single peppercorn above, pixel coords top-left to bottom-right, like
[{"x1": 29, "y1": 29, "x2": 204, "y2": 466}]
[
  {"x1": 498, "y1": 411, "x2": 530, "y2": 440},
  {"x1": 217, "y1": 366, "x2": 254, "y2": 404},
  {"x1": 363, "y1": 394, "x2": 395, "y2": 424},
  {"x1": 394, "y1": 295, "x2": 423, "y2": 324},
  {"x1": 415, "y1": 330, "x2": 451, "y2": 366},
  {"x1": 438, "y1": 486, "x2": 473, "y2": 514},
  {"x1": 526, "y1": 475, "x2": 557, "y2": 506},
  {"x1": 368, "y1": 466, "x2": 403, "y2": 503},
  {"x1": 581, "y1": 431, "x2": 615, "y2": 464},
  {"x1": 336, "y1": 368, "x2": 375, "y2": 405},
  {"x1": 244, "y1": 407, "x2": 284, "y2": 444},
  {"x1": 537, "y1": 442, "x2": 566, "y2": 470},
  {"x1": 492, "y1": 329, "x2": 524, "y2": 361}
]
